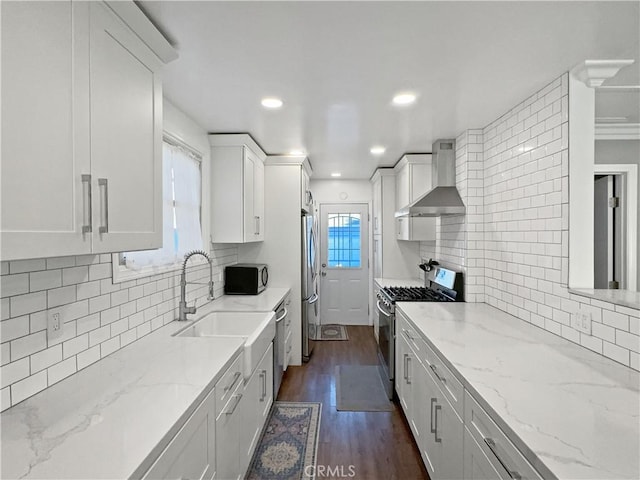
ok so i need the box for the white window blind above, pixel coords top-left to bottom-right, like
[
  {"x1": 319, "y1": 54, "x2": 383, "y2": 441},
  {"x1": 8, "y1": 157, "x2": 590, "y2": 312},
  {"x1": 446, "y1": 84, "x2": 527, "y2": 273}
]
[{"x1": 124, "y1": 140, "x2": 203, "y2": 270}]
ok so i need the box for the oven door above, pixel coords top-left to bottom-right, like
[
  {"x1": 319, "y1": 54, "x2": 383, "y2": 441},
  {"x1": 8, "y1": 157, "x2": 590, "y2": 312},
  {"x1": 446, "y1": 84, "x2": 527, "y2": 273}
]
[{"x1": 376, "y1": 299, "x2": 394, "y2": 399}]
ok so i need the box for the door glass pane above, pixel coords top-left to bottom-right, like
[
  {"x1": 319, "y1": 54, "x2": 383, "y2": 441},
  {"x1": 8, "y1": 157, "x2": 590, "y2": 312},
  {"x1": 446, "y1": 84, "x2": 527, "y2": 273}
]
[{"x1": 327, "y1": 213, "x2": 361, "y2": 268}]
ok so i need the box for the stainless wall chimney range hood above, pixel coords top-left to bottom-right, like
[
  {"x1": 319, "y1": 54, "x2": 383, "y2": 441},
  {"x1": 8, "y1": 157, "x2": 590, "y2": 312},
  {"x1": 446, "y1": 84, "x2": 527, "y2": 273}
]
[{"x1": 395, "y1": 139, "x2": 465, "y2": 217}]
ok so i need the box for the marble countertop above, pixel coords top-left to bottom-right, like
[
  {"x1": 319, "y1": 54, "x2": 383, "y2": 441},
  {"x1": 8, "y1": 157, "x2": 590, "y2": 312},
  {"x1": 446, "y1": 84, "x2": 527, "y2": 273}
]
[
  {"x1": 397, "y1": 302, "x2": 640, "y2": 480},
  {"x1": 374, "y1": 277, "x2": 423, "y2": 288},
  {"x1": 207, "y1": 287, "x2": 291, "y2": 311},
  {"x1": 569, "y1": 288, "x2": 640, "y2": 310},
  {"x1": 1, "y1": 317, "x2": 245, "y2": 479}
]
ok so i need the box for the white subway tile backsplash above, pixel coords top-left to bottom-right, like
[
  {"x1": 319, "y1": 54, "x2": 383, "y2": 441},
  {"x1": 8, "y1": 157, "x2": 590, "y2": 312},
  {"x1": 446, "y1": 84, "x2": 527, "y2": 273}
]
[
  {"x1": 10, "y1": 331, "x2": 46, "y2": 361},
  {"x1": 1, "y1": 342, "x2": 10, "y2": 365},
  {"x1": 47, "y1": 286, "x2": 76, "y2": 309},
  {"x1": 9, "y1": 259, "x2": 46, "y2": 274},
  {"x1": 100, "y1": 337, "x2": 120, "y2": 358},
  {"x1": 1, "y1": 315, "x2": 30, "y2": 343},
  {"x1": 602, "y1": 310, "x2": 629, "y2": 331},
  {"x1": 76, "y1": 280, "x2": 101, "y2": 301},
  {"x1": 10, "y1": 292, "x2": 47, "y2": 317},
  {"x1": 11, "y1": 370, "x2": 47, "y2": 404},
  {"x1": 48, "y1": 357, "x2": 77, "y2": 385},
  {"x1": 30, "y1": 270, "x2": 62, "y2": 292},
  {"x1": 88, "y1": 326, "x2": 110, "y2": 347},
  {"x1": 603, "y1": 341, "x2": 630, "y2": 366},
  {"x1": 77, "y1": 346, "x2": 100, "y2": 370},
  {"x1": 615, "y1": 330, "x2": 640, "y2": 353},
  {"x1": 1, "y1": 358, "x2": 30, "y2": 389},
  {"x1": 46, "y1": 256, "x2": 76, "y2": 270},
  {"x1": 89, "y1": 263, "x2": 111, "y2": 281},
  {"x1": 63, "y1": 334, "x2": 89, "y2": 359},
  {"x1": 1, "y1": 387, "x2": 10, "y2": 411},
  {"x1": 30, "y1": 345, "x2": 62, "y2": 373},
  {"x1": 1, "y1": 274, "x2": 29, "y2": 298},
  {"x1": 62, "y1": 266, "x2": 89, "y2": 286}
]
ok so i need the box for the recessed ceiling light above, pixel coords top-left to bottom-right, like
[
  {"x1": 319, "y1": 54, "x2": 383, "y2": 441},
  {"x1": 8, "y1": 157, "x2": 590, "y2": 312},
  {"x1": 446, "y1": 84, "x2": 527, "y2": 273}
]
[
  {"x1": 392, "y1": 93, "x2": 417, "y2": 106},
  {"x1": 261, "y1": 97, "x2": 283, "y2": 109},
  {"x1": 370, "y1": 146, "x2": 386, "y2": 155},
  {"x1": 331, "y1": 172, "x2": 342, "y2": 177},
  {"x1": 289, "y1": 149, "x2": 305, "y2": 155}
]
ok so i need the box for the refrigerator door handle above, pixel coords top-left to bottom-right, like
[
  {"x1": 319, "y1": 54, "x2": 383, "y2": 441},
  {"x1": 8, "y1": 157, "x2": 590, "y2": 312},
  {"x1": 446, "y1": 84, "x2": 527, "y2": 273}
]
[{"x1": 306, "y1": 293, "x2": 319, "y2": 305}]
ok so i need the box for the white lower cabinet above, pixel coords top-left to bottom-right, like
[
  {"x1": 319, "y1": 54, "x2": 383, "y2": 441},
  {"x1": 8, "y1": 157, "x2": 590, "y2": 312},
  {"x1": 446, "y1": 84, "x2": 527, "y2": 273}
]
[
  {"x1": 396, "y1": 310, "x2": 543, "y2": 480},
  {"x1": 240, "y1": 343, "x2": 274, "y2": 472}
]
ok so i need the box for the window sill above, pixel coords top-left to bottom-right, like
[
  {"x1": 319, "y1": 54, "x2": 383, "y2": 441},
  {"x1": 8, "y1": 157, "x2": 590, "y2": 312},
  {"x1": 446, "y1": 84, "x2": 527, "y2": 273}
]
[{"x1": 111, "y1": 254, "x2": 208, "y2": 284}]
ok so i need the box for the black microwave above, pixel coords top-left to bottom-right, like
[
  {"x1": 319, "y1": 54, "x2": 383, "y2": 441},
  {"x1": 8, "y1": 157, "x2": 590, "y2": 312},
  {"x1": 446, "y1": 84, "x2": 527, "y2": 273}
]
[{"x1": 224, "y1": 264, "x2": 268, "y2": 295}]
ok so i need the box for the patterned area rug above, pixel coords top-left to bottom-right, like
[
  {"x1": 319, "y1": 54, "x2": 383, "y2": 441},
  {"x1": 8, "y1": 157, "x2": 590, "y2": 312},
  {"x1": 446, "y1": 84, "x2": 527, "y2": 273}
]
[
  {"x1": 315, "y1": 324, "x2": 349, "y2": 341},
  {"x1": 246, "y1": 402, "x2": 321, "y2": 480}
]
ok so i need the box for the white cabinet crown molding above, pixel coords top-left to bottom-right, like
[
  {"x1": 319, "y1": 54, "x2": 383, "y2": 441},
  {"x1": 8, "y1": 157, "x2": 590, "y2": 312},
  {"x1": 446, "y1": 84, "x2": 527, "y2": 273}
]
[
  {"x1": 105, "y1": 1, "x2": 177, "y2": 64},
  {"x1": 208, "y1": 133, "x2": 267, "y2": 161}
]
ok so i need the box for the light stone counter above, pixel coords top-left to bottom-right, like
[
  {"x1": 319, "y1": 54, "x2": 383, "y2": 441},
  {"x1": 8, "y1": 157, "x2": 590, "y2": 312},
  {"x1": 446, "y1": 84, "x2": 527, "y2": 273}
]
[
  {"x1": 397, "y1": 302, "x2": 640, "y2": 480},
  {"x1": 0, "y1": 317, "x2": 245, "y2": 479},
  {"x1": 569, "y1": 288, "x2": 640, "y2": 310},
  {"x1": 374, "y1": 277, "x2": 423, "y2": 289},
  {"x1": 206, "y1": 287, "x2": 291, "y2": 312}
]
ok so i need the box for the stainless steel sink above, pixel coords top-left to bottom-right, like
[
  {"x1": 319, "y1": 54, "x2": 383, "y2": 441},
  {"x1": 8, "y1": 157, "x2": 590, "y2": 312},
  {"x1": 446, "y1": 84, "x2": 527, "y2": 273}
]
[{"x1": 174, "y1": 311, "x2": 276, "y2": 379}]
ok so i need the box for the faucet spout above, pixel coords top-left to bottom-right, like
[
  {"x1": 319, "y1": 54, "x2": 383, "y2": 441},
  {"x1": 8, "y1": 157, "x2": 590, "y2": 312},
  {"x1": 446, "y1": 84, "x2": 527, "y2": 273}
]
[{"x1": 178, "y1": 249, "x2": 215, "y2": 321}]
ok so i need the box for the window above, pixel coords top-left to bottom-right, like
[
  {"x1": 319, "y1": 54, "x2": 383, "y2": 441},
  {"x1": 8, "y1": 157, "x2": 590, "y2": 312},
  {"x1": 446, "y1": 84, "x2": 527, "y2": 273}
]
[
  {"x1": 327, "y1": 213, "x2": 361, "y2": 268},
  {"x1": 118, "y1": 138, "x2": 203, "y2": 274}
]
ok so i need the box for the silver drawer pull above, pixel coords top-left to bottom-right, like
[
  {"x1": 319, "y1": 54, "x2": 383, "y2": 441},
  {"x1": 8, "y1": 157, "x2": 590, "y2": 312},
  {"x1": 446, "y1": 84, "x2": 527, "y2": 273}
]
[
  {"x1": 406, "y1": 356, "x2": 412, "y2": 385},
  {"x1": 430, "y1": 363, "x2": 445, "y2": 383},
  {"x1": 81, "y1": 174, "x2": 92, "y2": 233},
  {"x1": 434, "y1": 404, "x2": 442, "y2": 442},
  {"x1": 225, "y1": 393, "x2": 243, "y2": 415},
  {"x1": 484, "y1": 437, "x2": 522, "y2": 480},
  {"x1": 430, "y1": 397, "x2": 437, "y2": 434},
  {"x1": 223, "y1": 371, "x2": 241, "y2": 393}
]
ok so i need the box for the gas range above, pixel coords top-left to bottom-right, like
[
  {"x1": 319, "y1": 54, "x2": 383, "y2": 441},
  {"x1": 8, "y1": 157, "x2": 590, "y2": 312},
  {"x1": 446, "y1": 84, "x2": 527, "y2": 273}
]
[{"x1": 377, "y1": 266, "x2": 463, "y2": 309}]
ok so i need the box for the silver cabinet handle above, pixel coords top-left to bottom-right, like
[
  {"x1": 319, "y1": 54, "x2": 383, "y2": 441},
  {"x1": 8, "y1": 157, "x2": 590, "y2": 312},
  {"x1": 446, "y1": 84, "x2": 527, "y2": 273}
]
[
  {"x1": 434, "y1": 404, "x2": 442, "y2": 442},
  {"x1": 254, "y1": 216, "x2": 259, "y2": 235},
  {"x1": 81, "y1": 174, "x2": 92, "y2": 233},
  {"x1": 275, "y1": 308, "x2": 288, "y2": 322},
  {"x1": 257, "y1": 216, "x2": 261, "y2": 234},
  {"x1": 260, "y1": 369, "x2": 267, "y2": 401},
  {"x1": 406, "y1": 355, "x2": 412, "y2": 385},
  {"x1": 403, "y1": 353, "x2": 409, "y2": 381},
  {"x1": 225, "y1": 393, "x2": 243, "y2": 415},
  {"x1": 98, "y1": 178, "x2": 109, "y2": 234},
  {"x1": 484, "y1": 437, "x2": 522, "y2": 480},
  {"x1": 223, "y1": 371, "x2": 241, "y2": 392},
  {"x1": 430, "y1": 398, "x2": 437, "y2": 434},
  {"x1": 430, "y1": 363, "x2": 445, "y2": 383}
]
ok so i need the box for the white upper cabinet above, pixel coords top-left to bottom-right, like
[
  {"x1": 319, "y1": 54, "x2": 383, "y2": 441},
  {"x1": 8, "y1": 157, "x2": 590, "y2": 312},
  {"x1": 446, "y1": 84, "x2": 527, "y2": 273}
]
[
  {"x1": 394, "y1": 154, "x2": 436, "y2": 242},
  {"x1": 89, "y1": 1, "x2": 164, "y2": 253},
  {"x1": 1, "y1": 1, "x2": 173, "y2": 261},
  {"x1": 394, "y1": 154, "x2": 432, "y2": 209},
  {"x1": 210, "y1": 134, "x2": 267, "y2": 243}
]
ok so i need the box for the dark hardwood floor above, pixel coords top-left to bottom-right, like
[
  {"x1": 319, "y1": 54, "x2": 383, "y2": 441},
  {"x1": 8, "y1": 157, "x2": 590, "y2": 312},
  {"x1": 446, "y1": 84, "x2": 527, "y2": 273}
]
[{"x1": 277, "y1": 326, "x2": 429, "y2": 480}]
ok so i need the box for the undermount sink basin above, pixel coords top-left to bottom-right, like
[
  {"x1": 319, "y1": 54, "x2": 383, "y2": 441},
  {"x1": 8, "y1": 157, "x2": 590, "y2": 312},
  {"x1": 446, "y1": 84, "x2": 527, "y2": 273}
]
[{"x1": 174, "y1": 311, "x2": 276, "y2": 379}]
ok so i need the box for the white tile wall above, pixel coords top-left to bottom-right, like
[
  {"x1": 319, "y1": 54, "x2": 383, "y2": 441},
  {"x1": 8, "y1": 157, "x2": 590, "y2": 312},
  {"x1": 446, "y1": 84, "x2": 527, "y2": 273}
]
[
  {"x1": 425, "y1": 73, "x2": 639, "y2": 371},
  {"x1": 0, "y1": 243, "x2": 238, "y2": 411}
]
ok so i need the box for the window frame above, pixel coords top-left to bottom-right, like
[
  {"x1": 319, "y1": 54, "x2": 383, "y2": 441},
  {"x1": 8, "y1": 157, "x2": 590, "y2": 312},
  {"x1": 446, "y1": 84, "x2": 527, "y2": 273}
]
[{"x1": 112, "y1": 133, "x2": 205, "y2": 284}]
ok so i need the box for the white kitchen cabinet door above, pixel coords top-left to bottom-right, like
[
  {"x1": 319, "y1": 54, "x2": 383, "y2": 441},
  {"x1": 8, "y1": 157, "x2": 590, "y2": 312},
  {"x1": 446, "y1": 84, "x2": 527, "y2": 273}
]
[
  {"x1": 1, "y1": 1, "x2": 91, "y2": 260},
  {"x1": 240, "y1": 343, "x2": 274, "y2": 473},
  {"x1": 410, "y1": 161, "x2": 432, "y2": 202},
  {"x1": 396, "y1": 216, "x2": 436, "y2": 242},
  {"x1": 143, "y1": 386, "x2": 216, "y2": 480},
  {"x1": 216, "y1": 381, "x2": 244, "y2": 480},
  {"x1": 396, "y1": 163, "x2": 410, "y2": 210},
  {"x1": 463, "y1": 428, "x2": 503, "y2": 480},
  {"x1": 210, "y1": 135, "x2": 266, "y2": 243},
  {"x1": 253, "y1": 154, "x2": 265, "y2": 241},
  {"x1": 372, "y1": 175, "x2": 382, "y2": 234},
  {"x1": 373, "y1": 235, "x2": 382, "y2": 279},
  {"x1": 89, "y1": 1, "x2": 163, "y2": 253}
]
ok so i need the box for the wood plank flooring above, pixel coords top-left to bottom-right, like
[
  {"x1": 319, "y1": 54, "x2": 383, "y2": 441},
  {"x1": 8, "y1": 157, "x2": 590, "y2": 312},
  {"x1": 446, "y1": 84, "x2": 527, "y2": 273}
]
[{"x1": 277, "y1": 326, "x2": 429, "y2": 480}]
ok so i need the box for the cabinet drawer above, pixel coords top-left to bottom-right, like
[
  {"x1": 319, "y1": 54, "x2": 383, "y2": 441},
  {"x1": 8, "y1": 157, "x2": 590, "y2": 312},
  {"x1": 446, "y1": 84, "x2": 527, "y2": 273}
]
[
  {"x1": 215, "y1": 354, "x2": 244, "y2": 416},
  {"x1": 465, "y1": 392, "x2": 542, "y2": 480},
  {"x1": 284, "y1": 330, "x2": 293, "y2": 367},
  {"x1": 422, "y1": 339, "x2": 464, "y2": 419},
  {"x1": 397, "y1": 317, "x2": 424, "y2": 359}
]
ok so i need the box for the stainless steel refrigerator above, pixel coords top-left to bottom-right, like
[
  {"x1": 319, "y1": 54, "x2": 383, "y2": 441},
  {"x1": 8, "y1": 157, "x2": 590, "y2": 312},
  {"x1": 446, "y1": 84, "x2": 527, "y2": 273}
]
[{"x1": 301, "y1": 209, "x2": 319, "y2": 361}]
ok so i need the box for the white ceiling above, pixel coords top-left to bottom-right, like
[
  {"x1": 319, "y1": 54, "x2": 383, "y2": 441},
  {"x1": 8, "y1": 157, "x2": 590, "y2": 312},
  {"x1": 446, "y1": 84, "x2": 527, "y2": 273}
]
[{"x1": 139, "y1": 1, "x2": 640, "y2": 179}]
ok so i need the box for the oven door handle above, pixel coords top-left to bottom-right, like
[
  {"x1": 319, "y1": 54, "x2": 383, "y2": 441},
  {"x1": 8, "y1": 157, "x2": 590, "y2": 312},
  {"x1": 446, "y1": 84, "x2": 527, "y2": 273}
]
[{"x1": 376, "y1": 300, "x2": 391, "y2": 317}]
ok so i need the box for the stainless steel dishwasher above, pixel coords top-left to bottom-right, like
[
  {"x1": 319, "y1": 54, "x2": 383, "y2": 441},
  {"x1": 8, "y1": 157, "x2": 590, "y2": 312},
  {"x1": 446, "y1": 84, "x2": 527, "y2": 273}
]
[{"x1": 273, "y1": 299, "x2": 288, "y2": 398}]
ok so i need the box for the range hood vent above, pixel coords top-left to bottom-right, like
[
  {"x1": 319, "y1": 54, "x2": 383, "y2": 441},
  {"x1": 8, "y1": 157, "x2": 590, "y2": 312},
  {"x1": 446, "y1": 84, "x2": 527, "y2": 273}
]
[{"x1": 395, "y1": 139, "x2": 465, "y2": 217}]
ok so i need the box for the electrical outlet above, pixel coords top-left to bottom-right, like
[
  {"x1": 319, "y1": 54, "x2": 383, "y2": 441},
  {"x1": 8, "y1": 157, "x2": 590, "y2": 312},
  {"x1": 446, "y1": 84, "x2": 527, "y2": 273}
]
[
  {"x1": 48, "y1": 309, "x2": 63, "y2": 340},
  {"x1": 572, "y1": 309, "x2": 592, "y2": 334}
]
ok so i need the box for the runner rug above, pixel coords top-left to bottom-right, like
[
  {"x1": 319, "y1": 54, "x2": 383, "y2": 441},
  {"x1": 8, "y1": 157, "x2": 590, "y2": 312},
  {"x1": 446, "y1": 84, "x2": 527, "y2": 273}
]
[
  {"x1": 246, "y1": 402, "x2": 322, "y2": 480},
  {"x1": 315, "y1": 324, "x2": 349, "y2": 341}
]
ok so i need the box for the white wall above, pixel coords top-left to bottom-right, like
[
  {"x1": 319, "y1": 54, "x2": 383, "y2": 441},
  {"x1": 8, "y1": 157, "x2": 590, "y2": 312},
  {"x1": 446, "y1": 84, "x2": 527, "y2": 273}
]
[
  {"x1": 0, "y1": 100, "x2": 239, "y2": 411},
  {"x1": 310, "y1": 179, "x2": 372, "y2": 204}
]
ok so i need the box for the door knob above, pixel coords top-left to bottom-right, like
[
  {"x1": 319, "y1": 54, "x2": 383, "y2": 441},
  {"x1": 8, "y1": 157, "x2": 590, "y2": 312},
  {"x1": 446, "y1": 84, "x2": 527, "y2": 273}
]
[{"x1": 321, "y1": 271, "x2": 327, "y2": 276}]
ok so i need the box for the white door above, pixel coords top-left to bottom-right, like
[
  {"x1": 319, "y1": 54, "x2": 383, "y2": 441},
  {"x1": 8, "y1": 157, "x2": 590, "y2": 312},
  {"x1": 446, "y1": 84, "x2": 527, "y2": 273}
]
[{"x1": 319, "y1": 204, "x2": 369, "y2": 325}]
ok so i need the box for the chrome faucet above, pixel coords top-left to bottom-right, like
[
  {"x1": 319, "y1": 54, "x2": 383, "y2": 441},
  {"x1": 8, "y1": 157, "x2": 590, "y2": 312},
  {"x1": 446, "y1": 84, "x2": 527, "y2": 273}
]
[{"x1": 178, "y1": 250, "x2": 215, "y2": 321}]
